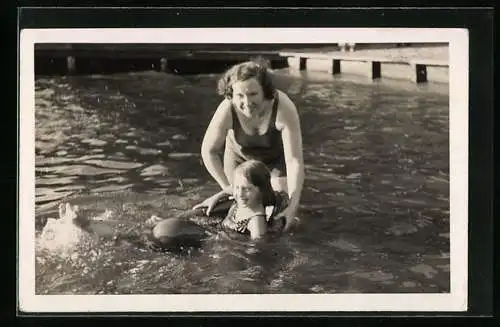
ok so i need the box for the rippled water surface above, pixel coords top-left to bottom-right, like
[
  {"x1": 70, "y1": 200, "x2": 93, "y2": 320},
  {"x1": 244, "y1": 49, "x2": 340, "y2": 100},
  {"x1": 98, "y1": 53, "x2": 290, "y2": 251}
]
[{"x1": 34, "y1": 69, "x2": 450, "y2": 294}]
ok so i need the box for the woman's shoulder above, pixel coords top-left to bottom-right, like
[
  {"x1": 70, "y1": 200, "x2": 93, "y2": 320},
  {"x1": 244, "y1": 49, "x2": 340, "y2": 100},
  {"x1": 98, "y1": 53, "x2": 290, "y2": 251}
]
[
  {"x1": 210, "y1": 98, "x2": 233, "y2": 128},
  {"x1": 276, "y1": 90, "x2": 297, "y2": 111},
  {"x1": 275, "y1": 89, "x2": 289, "y2": 102},
  {"x1": 216, "y1": 97, "x2": 233, "y2": 113},
  {"x1": 275, "y1": 90, "x2": 299, "y2": 128}
]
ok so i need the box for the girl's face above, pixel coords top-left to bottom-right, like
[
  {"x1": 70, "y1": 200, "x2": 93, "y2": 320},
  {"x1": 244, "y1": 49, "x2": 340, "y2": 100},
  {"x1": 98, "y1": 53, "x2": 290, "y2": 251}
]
[
  {"x1": 232, "y1": 171, "x2": 262, "y2": 208},
  {"x1": 231, "y1": 77, "x2": 266, "y2": 119}
]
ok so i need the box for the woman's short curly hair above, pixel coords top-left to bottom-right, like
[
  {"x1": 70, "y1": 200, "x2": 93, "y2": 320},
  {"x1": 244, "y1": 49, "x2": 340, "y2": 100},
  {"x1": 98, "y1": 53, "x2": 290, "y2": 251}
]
[{"x1": 217, "y1": 59, "x2": 276, "y2": 100}]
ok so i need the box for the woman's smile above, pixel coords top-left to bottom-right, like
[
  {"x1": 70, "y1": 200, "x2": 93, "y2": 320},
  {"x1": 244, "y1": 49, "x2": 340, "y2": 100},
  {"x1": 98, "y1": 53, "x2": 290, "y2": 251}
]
[{"x1": 232, "y1": 78, "x2": 265, "y2": 118}]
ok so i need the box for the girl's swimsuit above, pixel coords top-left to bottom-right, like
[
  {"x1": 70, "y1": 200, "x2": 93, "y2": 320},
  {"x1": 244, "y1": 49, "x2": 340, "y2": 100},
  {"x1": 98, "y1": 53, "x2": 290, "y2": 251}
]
[
  {"x1": 224, "y1": 91, "x2": 286, "y2": 177},
  {"x1": 222, "y1": 191, "x2": 289, "y2": 234}
]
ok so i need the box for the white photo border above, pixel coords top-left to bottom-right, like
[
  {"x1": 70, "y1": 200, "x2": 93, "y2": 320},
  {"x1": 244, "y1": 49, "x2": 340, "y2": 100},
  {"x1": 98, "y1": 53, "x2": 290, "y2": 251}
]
[{"x1": 18, "y1": 28, "x2": 469, "y2": 313}]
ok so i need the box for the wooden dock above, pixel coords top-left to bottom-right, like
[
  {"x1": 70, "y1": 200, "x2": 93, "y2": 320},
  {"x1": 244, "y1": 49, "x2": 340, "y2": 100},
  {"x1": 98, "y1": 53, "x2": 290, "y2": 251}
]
[
  {"x1": 279, "y1": 51, "x2": 449, "y2": 84},
  {"x1": 34, "y1": 43, "x2": 289, "y2": 75},
  {"x1": 34, "y1": 44, "x2": 449, "y2": 83},
  {"x1": 35, "y1": 44, "x2": 283, "y2": 60}
]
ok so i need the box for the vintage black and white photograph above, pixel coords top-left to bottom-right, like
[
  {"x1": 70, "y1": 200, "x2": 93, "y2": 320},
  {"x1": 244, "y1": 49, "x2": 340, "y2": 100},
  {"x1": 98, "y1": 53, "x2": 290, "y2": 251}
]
[{"x1": 19, "y1": 28, "x2": 468, "y2": 312}]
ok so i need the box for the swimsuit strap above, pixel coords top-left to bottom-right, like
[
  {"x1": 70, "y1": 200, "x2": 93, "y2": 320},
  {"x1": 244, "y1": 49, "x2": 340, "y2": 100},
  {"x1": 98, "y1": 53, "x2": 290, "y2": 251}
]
[
  {"x1": 270, "y1": 92, "x2": 280, "y2": 128},
  {"x1": 224, "y1": 203, "x2": 266, "y2": 233},
  {"x1": 230, "y1": 105, "x2": 237, "y2": 130},
  {"x1": 231, "y1": 203, "x2": 265, "y2": 222},
  {"x1": 234, "y1": 212, "x2": 266, "y2": 223}
]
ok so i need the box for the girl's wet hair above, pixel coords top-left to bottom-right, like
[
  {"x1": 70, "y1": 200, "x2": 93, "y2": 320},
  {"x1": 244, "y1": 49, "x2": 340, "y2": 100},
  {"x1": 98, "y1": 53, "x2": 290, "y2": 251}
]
[
  {"x1": 217, "y1": 59, "x2": 276, "y2": 100},
  {"x1": 234, "y1": 160, "x2": 276, "y2": 206}
]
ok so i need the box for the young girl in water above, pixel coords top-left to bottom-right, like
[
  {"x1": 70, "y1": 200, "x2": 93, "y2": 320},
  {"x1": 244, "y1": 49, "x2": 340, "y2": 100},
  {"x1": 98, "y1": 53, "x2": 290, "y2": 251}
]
[
  {"x1": 219, "y1": 159, "x2": 288, "y2": 239},
  {"x1": 38, "y1": 160, "x2": 288, "y2": 256},
  {"x1": 144, "y1": 159, "x2": 288, "y2": 240}
]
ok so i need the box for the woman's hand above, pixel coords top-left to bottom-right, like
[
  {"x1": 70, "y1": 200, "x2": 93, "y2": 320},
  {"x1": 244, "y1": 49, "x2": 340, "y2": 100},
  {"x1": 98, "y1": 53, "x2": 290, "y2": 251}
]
[
  {"x1": 192, "y1": 188, "x2": 232, "y2": 216},
  {"x1": 273, "y1": 205, "x2": 300, "y2": 232}
]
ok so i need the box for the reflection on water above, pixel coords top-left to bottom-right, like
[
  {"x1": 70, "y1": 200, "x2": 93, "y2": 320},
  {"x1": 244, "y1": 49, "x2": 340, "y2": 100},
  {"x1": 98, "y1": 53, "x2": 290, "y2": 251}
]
[{"x1": 34, "y1": 69, "x2": 450, "y2": 294}]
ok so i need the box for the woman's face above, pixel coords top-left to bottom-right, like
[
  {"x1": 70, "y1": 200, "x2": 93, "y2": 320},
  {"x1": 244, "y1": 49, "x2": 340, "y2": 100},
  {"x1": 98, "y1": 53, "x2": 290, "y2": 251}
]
[
  {"x1": 232, "y1": 171, "x2": 262, "y2": 208},
  {"x1": 231, "y1": 77, "x2": 266, "y2": 118}
]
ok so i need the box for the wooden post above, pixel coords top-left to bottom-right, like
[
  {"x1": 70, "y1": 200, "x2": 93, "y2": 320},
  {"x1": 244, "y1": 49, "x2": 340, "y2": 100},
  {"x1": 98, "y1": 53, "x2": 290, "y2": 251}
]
[
  {"x1": 66, "y1": 56, "x2": 76, "y2": 74},
  {"x1": 287, "y1": 57, "x2": 306, "y2": 71},
  {"x1": 160, "y1": 57, "x2": 168, "y2": 72},
  {"x1": 299, "y1": 57, "x2": 306, "y2": 70},
  {"x1": 332, "y1": 59, "x2": 341, "y2": 74},
  {"x1": 372, "y1": 61, "x2": 381, "y2": 79},
  {"x1": 412, "y1": 63, "x2": 428, "y2": 83}
]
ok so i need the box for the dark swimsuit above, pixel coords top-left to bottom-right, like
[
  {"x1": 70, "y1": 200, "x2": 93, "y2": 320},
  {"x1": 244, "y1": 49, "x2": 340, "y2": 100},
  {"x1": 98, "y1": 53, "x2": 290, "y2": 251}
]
[
  {"x1": 224, "y1": 92, "x2": 286, "y2": 177},
  {"x1": 222, "y1": 191, "x2": 289, "y2": 234}
]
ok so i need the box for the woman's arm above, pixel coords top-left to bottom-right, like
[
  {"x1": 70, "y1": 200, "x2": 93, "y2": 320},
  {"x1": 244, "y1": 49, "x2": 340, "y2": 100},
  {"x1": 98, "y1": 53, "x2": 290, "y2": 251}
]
[
  {"x1": 277, "y1": 92, "x2": 305, "y2": 218},
  {"x1": 200, "y1": 99, "x2": 233, "y2": 193}
]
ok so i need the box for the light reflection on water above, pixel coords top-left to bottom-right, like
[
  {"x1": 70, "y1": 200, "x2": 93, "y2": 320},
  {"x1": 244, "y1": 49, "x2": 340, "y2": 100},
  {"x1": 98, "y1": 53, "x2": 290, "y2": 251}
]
[{"x1": 34, "y1": 69, "x2": 450, "y2": 294}]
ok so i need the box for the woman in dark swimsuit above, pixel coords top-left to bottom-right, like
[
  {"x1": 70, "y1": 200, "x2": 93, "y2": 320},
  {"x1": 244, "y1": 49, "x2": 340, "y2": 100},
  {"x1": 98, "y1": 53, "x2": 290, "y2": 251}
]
[{"x1": 193, "y1": 60, "x2": 305, "y2": 231}]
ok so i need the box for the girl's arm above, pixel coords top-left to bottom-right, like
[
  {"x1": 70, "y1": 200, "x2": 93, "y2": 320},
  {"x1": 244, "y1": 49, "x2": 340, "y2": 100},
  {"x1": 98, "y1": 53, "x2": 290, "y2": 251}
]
[
  {"x1": 247, "y1": 215, "x2": 267, "y2": 239},
  {"x1": 277, "y1": 92, "x2": 305, "y2": 218},
  {"x1": 200, "y1": 99, "x2": 233, "y2": 193}
]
